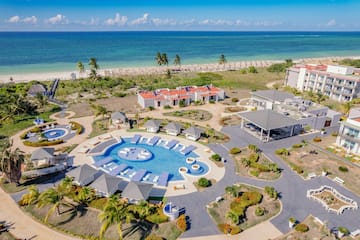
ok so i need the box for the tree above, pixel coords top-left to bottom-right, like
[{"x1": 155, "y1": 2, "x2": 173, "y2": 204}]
[
  {"x1": 218, "y1": 54, "x2": 227, "y2": 65},
  {"x1": 77, "y1": 61, "x2": 85, "y2": 74},
  {"x1": 0, "y1": 139, "x2": 24, "y2": 184},
  {"x1": 35, "y1": 92, "x2": 47, "y2": 108},
  {"x1": 226, "y1": 211, "x2": 239, "y2": 225},
  {"x1": 248, "y1": 66, "x2": 258, "y2": 73},
  {"x1": 91, "y1": 104, "x2": 109, "y2": 120},
  {"x1": 98, "y1": 195, "x2": 133, "y2": 240},
  {"x1": 174, "y1": 54, "x2": 181, "y2": 66},
  {"x1": 20, "y1": 185, "x2": 40, "y2": 206},
  {"x1": 76, "y1": 186, "x2": 96, "y2": 205},
  {"x1": 161, "y1": 53, "x2": 168, "y2": 66},
  {"x1": 342, "y1": 101, "x2": 353, "y2": 116},
  {"x1": 155, "y1": 52, "x2": 163, "y2": 66},
  {"x1": 89, "y1": 58, "x2": 99, "y2": 80}
]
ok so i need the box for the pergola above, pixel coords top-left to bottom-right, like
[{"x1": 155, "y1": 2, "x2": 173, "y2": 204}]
[{"x1": 239, "y1": 109, "x2": 299, "y2": 142}]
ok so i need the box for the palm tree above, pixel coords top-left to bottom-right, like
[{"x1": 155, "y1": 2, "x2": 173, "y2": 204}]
[
  {"x1": 226, "y1": 211, "x2": 239, "y2": 225},
  {"x1": 174, "y1": 54, "x2": 181, "y2": 67},
  {"x1": 91, "y1": 104, "x2": 108, "y2": 120},
  {"x1": 76, "y1": 186, "x2": 95, "y2": 206},
  {"x1": 0, "y1": 139, "x2": 24, "y2": 185},
  {"x1": 218, "y1": 54, "x2": 227, "y2": 65},
  {"x1": 161, "y1": 53, "x2": 168, "y2": 66},
  {"x1": 98, "y1": 195, "x2": 133, "y2": 240},
  {"x1": 343, "y1": 101, "x2": 353, "y2": 116},
  {"x1": 20, "y1": 185, "x2": 40, "y2": 205},
  {"x1": 77, "y1": 61, "x2": 85, "y2": 77},
  {"x1": 155, "y1": 52, "x2": 163, "y2": 66},
  {"x1": 89, "y1": 58, "x2": 99, "y2": 70}
]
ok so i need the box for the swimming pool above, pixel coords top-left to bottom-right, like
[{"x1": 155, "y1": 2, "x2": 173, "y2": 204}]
[
  {"x1": 43, "y1": 128, "x2": 68, "y2": 140},
  {"x1": 93, "y1": 137, "x2": 209, "y2": 181}
]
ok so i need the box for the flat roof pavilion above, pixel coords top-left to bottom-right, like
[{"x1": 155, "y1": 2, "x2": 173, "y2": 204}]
[{"x1": 239, "y1": 109, "x2": 299, "y2": 142}]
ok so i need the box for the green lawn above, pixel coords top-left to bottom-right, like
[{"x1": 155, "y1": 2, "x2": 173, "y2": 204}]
[
  {"x1": 89, "y1": 118, "x2": 110, "y2": 138},
  {"x1": 0, "y1": 105, "x2": 61, "y2": 138}
]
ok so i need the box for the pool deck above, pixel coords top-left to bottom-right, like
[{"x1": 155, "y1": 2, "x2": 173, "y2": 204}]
[{"x1": 72, "y1": 129, "x2": 225, "y2": 197}]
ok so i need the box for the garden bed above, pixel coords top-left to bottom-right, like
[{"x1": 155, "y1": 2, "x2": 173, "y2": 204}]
[
  {"x1": 163, "y1": 110, "x2": 213, "y2": 121},
  {"x1": 219, "y1": 115, "x2": 242, "y2": 126},
  {"x1": 207, "y1": 184, "x2": 281, "y2": 235}
]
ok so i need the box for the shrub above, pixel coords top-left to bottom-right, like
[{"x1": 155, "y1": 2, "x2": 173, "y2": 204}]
[
  {"x1": 148, "y1": 106, "x2": 155, "y2": 111},
  {"x1": 218, "y1": 224, "x2": 242, "y2": 235},
  {"x1": 176, "y1": 214, "x2": 187, "y2": 232},
  {"x1": 226, "y1": 211, "x2": 240, "y2": 225},
  {"x1": 338, "y1": 226, "x2": 350, "y2": 235},
  {"x1": 209, "y1": 100, "x2": 215, "y2": 104},
  {"x1": 113, "y1": 92, "x2": 127, "y2": 98},
  {"x1": 275, "y1": 148, "x2": 289, "y2": 156},
  {"x1": 289, "y1": 217, "x2": 296, "y2": 224},
  {"x1": 23, "y1": 139, "x2": 64, "y2": 147},
  {"x1": 229, "y1": 147, "x2": 241, "y2": 155},
  {"x1": 248, "y1": 144, "x2": 258, "y2": 152},
  {"x1": 250, "y1": 169, "x2": 260, "y2": 177},
  {"x1": 249, "y1": 153, "x2": 259, "y2": 162},
  {"x1": 69, "y1": 121, "x2": 83, "y2": 134},
  {"x1": 338, "y1": 166, "x2": 349, "y2": 172},
  {"x1": 292, "y1": 143, "x2": 303, "y2": 148},
  {"x1": 179, "y1": 99, "x2": 186, "y2": 107},
  {"x1": 225, "y1": 186, "x2": 239, "y2": 197},
  {"x1": 145, "y1": 234, "x2": 163, "y2": 240},
  {"x1": 240, "y1": 69, "x2": 247, "y2": 74},
  {"x1": 264, "y1": 186, "x2": 278, "y2": 199},
  {"x1": 331, "y1": 132, "x2": 339, "y2": 137},
  {"x1": 295, "y1": 223, "x2": 309, "y2": 232},
  {"x1": 198, "y1": 177, "x2": 211, "y2": 187},
  {"x1": 231, "y1": 98, "x2": 239, "y2": 103},
  {"x1": 248, "y1": 66, "x2": 258, "y2": 73},
  {"x1": 211, "y1": 154, "x2": 222, "y2": 162},
  {"x1": 30, "y1": 126, "x2": 42, "y2": 133},
  {"x1": 20, "y1": 132, "x2": 28, "y2": 140},
  {"x1": 313, "y1": 137, "x2": 322, "y2": 142},
  {"x1": 163, "y1": 105, "x2": 172, "y2": 109},
  {"x1": 292, "y1": 164, "x2": 304, "y2": 174},
  {"x1": 255, "y1": 206, "x2": 265, "y2": 216}
]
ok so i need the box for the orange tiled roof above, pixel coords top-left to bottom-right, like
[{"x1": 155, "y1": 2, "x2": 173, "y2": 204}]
[{"x1": 139, "y1": 85, "x2": 221, "y2": 99}]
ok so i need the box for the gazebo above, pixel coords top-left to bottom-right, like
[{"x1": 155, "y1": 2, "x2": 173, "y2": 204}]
[
  {"x1": 164, "y1": 122, "x2": 183, "y2": 136},
  {"x1": 121, "y1": 181, "x2": 153, "y2": 204},
  {"x1": 144, "y1": 119, "x2": 162, "y2": 133}
]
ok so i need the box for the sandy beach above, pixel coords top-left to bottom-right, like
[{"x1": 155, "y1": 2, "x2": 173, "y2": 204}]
[{"x1": 1, "y1": 55, "x2": 359, "y2": 83}]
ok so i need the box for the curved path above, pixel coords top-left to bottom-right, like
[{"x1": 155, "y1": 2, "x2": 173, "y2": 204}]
[
  {"x1": 0, "y1": 186, "x2": 79, "y2": 240},
  {"x1": 171, "y1": 125, "x2": 360, "y2": 238}
]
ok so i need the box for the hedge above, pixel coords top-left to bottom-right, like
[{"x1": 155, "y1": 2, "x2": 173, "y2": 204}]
[
  {"x1": 229, "y1": 147, "x2": 242, "y2": 155},
  {"x1": 69, "y1": 121, "x2": 83, "y2": 135},
  {"x1": 313, "y1": 137, "x2": 322, "y2": 142},
  {"x1": 292, "y1": 143, "x2": 303, "y2": 148},
  {"x1": 295, "y1": 223, "x2": 309, "y2": 232},
  {"x1": 218, "y1": 224, "x2": 241, "y2": 235},
  {"x1": 23, "y1": 139, "x2": 64, "y2": 147}
]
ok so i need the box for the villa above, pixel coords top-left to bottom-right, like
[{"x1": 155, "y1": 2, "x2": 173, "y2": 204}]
[
  {"x1": 111, "y1": 111, "x2": 128, "y2": 128},
  {"x1": 183, "y1": 126, "x2": 204, "y2": 141},
  {"x1": 164, "y1": 122, "x2": 183, "y2": 136},
  {"x1": 137, "y1": 85, "x2": 225, "y2": 108},
  {"x1": 285, "y1": 64, "x2": 360, "y2": 102},
  {"x1": 144, "y1": 119, "x2": 162, "y2": 133},
  {"x1": 30, "y1": 148, "x2": 68, "y2": 167},
  {"x1": 121, "y1": 181, "x2": 153, "y2": 204},
  {"x1": 89, "y1": 173, "x2": 127, "y2": 197},
  {"x1": 67, "y1": 164, "x2": 102, "y2": 186},
  {"x1": 28, "y1": 83, "x2": 47, "y2": 97},
  {"x1": 251, "y1": 89, "x2": 294, "y2": 110},
  {"x1": 336, "y1": 108, "x2": 360, "y2": 154}
]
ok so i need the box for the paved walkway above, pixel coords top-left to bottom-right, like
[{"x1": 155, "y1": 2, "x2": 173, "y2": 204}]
[{"x1": 0, "y1": 186, "x2": 79, "y2": 240}]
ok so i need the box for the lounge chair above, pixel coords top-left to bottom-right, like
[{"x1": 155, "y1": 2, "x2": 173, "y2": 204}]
[
  {"x1": 93, "y1": 156, "x2": 113, "y2": 168},
  {"x1": 130, "y1": 134, "x2": 141, "y2": 144},
  {"x1": 131, "y1": 169, "x2": 147, "y2": 181},
  {"x1": 157, "y1": 172, "x2": 169, "y2": 187},
  {"x1": 108, "y1": 164, "x2": 128, "y2": 176},
  {"x1": 147, "y1": 136, "x2": 160, "y2": 146},
  {"x1": 180, "y1": 145, "x2": 196, "y2": 155},
  {"x1": 164, "y1": 140, "x2": 179, "y2": 149},
  {"x1": 78, "y1": 146, "x2": 90, "y2": 154},
  {"x1": 153, "y1": 175, "x2": 159, "y2": 183}
]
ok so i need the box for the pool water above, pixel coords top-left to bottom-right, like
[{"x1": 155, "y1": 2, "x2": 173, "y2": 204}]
[
  {"x1": 93, "y1": 138, "x2": 209, "y2": 181},
  {"x1": 43, "y1": 128, "x2": 67, "y2": 140}
]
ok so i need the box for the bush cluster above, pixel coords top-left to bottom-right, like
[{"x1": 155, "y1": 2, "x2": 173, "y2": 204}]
[
  {"x1": 295, "y1": 223, "x2": 309, "y2": 232},
  {"x1": 338, "y1": 166, "x2": 349, "y2": 172},
  {"x1": 313, "y1": 137, "x2": 322, "y2": 142},
  {"x1": 292, "y1": 143, "x2": 303, "y2": 148},
  {"x1": 275, "y1": 148, "x2": 289, "y2": 156},
  {"x1": 264, "y1": 186, "x2": 278, "y2": 199},
  {"x1": 69, "y1": 121, "x2": 83, "y2": 135},
  {"x1": 176, "y1": 214, "x2": 187, "y2": 232},
  {"x1": 248, "y1": 144, "x2": 258, "y2": 152},
  {"x1": 249, "y1": 153, "x2": 259, "y2": 162},
  {"x1": 198, "y1": 178, "x2": 211, "y2": 188},
  {"x1": 255, "y1": 206, "x2": 265, "y2": 216},
  {"x1": 230, "y1": 191, "x2": 263, "y2": 217},
  {"x1": 231, "y1": 98, "x2": 239, "y2": 103},
  {"x1": 23, "y1": 139, "x2": 64, "y2": 147},
  {"x1": 229, "y1": 147, "x2": 241, "y2": 155},
  {"x1": 291, "y1": 164, "x2": 304, "y2": 174},
  {"x1": 218, "y1": 224, "x2": 241, "y2": 235},
  {"x1": 163, "y1": 105, "x2": 172, "y2": 109},
  {"x1": 211, "y1": 154, "x2": 222, "y2": 162}
]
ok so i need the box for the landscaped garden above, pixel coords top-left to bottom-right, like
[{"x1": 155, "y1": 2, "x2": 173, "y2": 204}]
[
  {"x1": 275, "y1": 142, "x2": 360, "y2": 196},
  {"x1": 163, "y1": 109, "x2": 213, "y2": 121},
  {"x1": 207, "y1": 184, "x2": 280, "y2": 235},
  {"x1": 219, "y1": 115, "x2": 242, "y2": 126},
  {"x1": 19, "y1": 178, "x2": 185, "y2": 240},
  {"x1": 233, "y1": 145, "x2": 281, "y2": 180}
]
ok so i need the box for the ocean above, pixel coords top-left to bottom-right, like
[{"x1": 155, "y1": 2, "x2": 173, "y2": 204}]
[{"x1": 1, "y1": 31, "x2": 360, "y2": 75}]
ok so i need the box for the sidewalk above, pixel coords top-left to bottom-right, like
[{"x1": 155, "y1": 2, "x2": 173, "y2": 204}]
[{"x1": 0, "y1": 186, "x2": 79, "y2": 240}]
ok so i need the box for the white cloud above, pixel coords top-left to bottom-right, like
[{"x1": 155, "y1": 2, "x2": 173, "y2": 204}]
[
  {"x1": 131, "y1": 13, "x2": 149, "y2": 25},
  {"x1": 152, "y1": 18, "x2": 177, "y2": 26},
  {"x1": 22, "y1": 16, "x2": 37, "y2": 24},
  {"x1": 326, "y1": 19, "x2": 336, "y2": 27},
  {"x1": 45, "y1": 14, "x2": 68, "y2": 24},
  {"x1": 104, "y1": 13, "x2": 127, "y2": 26},
  {"x1": 90, "y1": 17, "x2": 100, "y2": 26},
  {"x1": 7, "y1": 16, "x2": 20, "y2": 23}
]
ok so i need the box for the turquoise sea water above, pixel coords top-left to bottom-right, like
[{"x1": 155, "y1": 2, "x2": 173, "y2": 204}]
[{"x1": 1, "y1": 31, "x2": 360, "y2": 74}]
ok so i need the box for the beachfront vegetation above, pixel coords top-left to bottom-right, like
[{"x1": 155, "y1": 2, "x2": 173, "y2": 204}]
[
  {"x1": 267, "y1": 59, "x2": 294, "y2": 73},
  {"x1": 155, "y1": 52, "x2": 169, "y2": 66},
  {"x1": 0, "y1": 139, "x2": 24, "y2": 185},
  {"x1": 339, "y1": 58, "x2": 360, "y2": 68},
  {"x1": 218, "y1": 54, "x2": 227, "y2": 65},
  {"x1": 174, "y1": 54, "x2": 181, "y2": 66}
]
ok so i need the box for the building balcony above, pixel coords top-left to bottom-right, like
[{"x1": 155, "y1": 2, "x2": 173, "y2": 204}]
[
  {"x1": 340, "y1": 132, "x2": 360, "y2": 143},
  {"x1": 334, "y1": 81, "x2": 344, "y2": 86}
]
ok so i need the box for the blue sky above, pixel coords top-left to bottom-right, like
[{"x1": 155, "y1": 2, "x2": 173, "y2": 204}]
[{"x1": 1, "y1": 0, "x2": 360, "y2": 31}]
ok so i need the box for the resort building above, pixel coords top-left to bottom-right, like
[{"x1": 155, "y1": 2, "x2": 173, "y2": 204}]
[
  {"x1": 285, "y1": 64, "x2": 360, "y2": 102},
  {"x1": 28, "y1": 83, "x2": 47, "y2": 97},
  {"x1": 89, "y1": 173, "x2": 126, "y2": 197},
  {"x1": 137, "y1": 85, "x2": 225, "y2": 108},
  {"x1": 67, "y1": 164, "x2": 101, "y2": 186},
  {"x1": 30, "y1": 148, "x2": 68, "y2": 167},
  {"x1": 164, "y1": 122, "x2": 183, "y2": 136},
  {"x1": 336, "y1": 108, "x2": 360, "y2": 154},
  {"x1": 144, "y1": 119, "x2": 162, "y2": 133},
  {"x1": 251, "y1": 89, "x2": 294, "y2": 110},
  {"x1": 121, "y1": 181, "x2": 153, "y2": 204},
  {"x1": 183, "y1": 126, "x2": 204, "y2": 141},
  {"x1": 111, "y1": 112, "x2": 128, "y2": 129}
]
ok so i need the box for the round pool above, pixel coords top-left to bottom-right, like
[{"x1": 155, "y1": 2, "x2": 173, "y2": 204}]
[
  {"x1": 93, "y1": 137, "x2": 209, "y2": 181},
  {"x1": 43, "y1": 128, "x2": 68, "y2": 140}
]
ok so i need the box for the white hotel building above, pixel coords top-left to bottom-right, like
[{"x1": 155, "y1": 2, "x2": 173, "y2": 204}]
[
  {"x1": 336, "y1": 108, "x2": 360, "y2": 154},
  {"x1": 285, "y1": 64, "x2": 360, "y2": 102}
]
